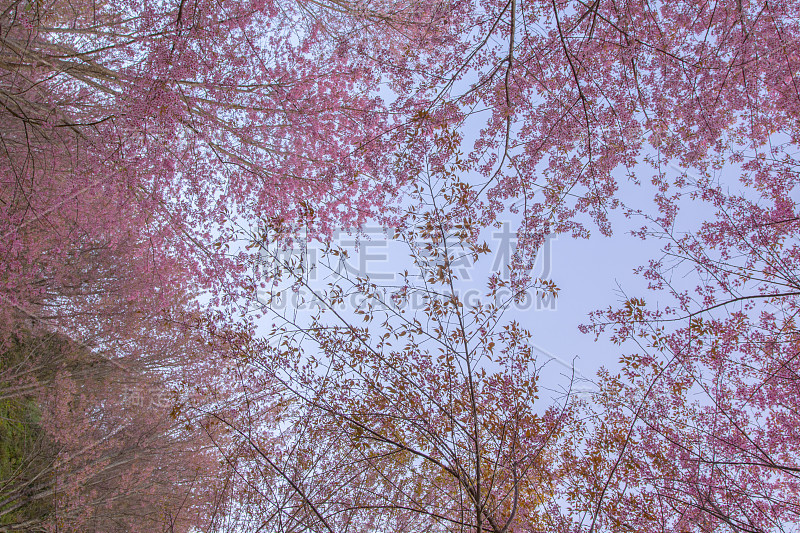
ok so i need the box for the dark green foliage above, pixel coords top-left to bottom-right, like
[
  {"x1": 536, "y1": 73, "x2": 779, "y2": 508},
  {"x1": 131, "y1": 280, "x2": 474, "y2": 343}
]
[
  {"x1": 0, "y1": 397, "x2": 52, "y2": 529},
  {"x1": 0, "y1": 330, "x2": 58, "y2": 531}
]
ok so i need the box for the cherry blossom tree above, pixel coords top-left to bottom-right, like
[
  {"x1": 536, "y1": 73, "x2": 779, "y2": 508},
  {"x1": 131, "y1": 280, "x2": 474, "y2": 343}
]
[
  {"x1": 203, "y1": 175, "x2": 571, "y2": 532},
  {"x1": 3, "y1": 0, "x2": 800, "y2": 530},
  {"x1": 8, "y1": 0, "x2": 798, "y2": 305},
  {"x1": 563, "y1": 176, "x2": 800, "y2": 531},
  {"x1": 0, "y1": 0, "x2": 427, "y2": 356},
  {"x1": 0, "y1": 320, "x2": 234, "y2": 533}
]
